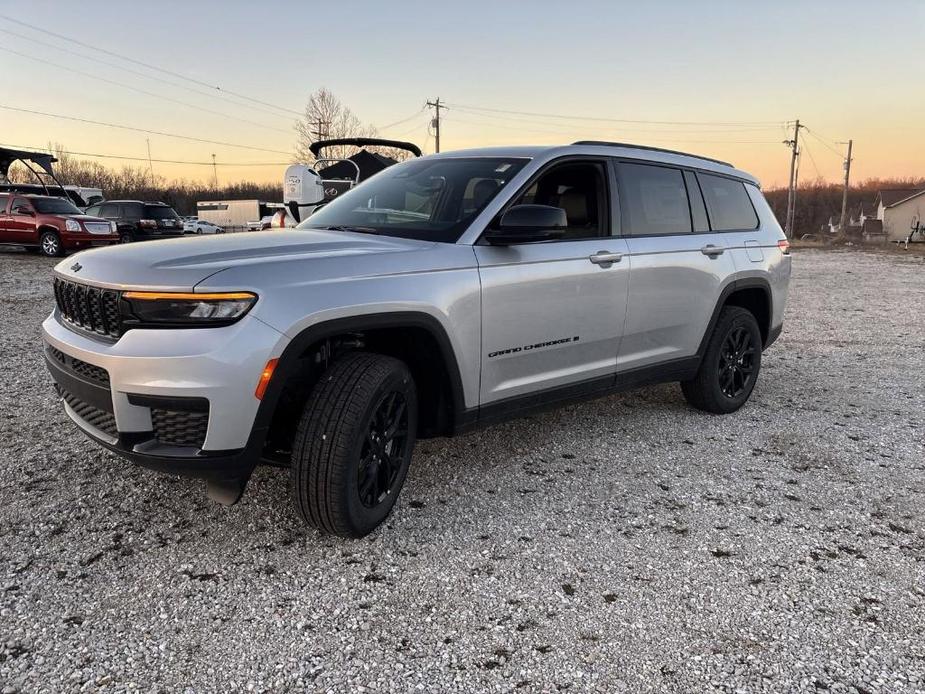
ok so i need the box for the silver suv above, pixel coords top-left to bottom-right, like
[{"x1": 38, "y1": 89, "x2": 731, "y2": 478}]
[{"x1": 42, "y1": 142, "x2": 791, "y2": 537}]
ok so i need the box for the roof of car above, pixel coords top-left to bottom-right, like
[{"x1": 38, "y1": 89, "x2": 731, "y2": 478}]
[
  {"x1": 429, "y1": 142, "x2": 759, "y2": 185},
  {"x1": 103, "y1": 200, "x2": 169, "y2": 205}
]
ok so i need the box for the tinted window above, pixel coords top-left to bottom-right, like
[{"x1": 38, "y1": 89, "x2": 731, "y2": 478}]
[
  {"x1": 0, "y1": 194, "x2": 8, "y2": 211},
  {"x1": 32, "y1": 198, "x2": 82, "y2": 215},
  {"x1": 697, "y1": 173, "x2": 759, "y2": 231},
  {"x1": 11, "y1": 198, "x2": 33, "y2": 213},
  {"x1": 121, "y1": 203, "x2": 143, "y2": 218},
  {"x1": 85, "y1": 205, "x2": 102, "y2": 216},
  {"x1": 683, "y1": 170, "x2": 710, "y2": 232},
  {"x1": 143, "y1": 205, "x2": 180, "y2": 219},
  {"x1": 618, "y1": 163, "x2": 691, "y2": 235},
  {"x1": 99, "y1": 203, "x2": 121, "y2": 218}
]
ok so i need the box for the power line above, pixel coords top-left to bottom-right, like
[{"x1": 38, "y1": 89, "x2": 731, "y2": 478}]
[
  {"x1": 376, "y1": 107, "x2": 428, "y2": 132},
  {"x1": 0, "y1": 45, "x2": 293, "y2": 136},
  {"x1": 0, "y1": 27, "x2": 295, "y2": 122},
  {"x1": 803, "y1": 128, "x2": 844, "y2": 158},
  {"x1": 0, "y1": 14, "x2": 303, "y2": 117},
  {"x1": 0, "y1": 142, "x2": 288, "y2": 166},
  {"x1": 0, "y1": 104, "x2": 293, "y2": 155},
  {"x1": 449, "y1": 105, "x2": 785, "y2": 134},
  {"x1": 443, "y1": 101, "x2": 785, "y2": 126},
  {"x1": 446, "y1": 115, "x2": 780, "y2": 143},
  {"x1": 801, "y1": 139, "x2": 823, "y2": 179}
]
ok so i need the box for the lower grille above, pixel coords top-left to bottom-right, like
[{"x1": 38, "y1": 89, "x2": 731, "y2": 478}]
[
  {"x1": 151, "y1": 408, "x2": 209, "y2": 448},
  {"x1": 47, "y1": 346, "x2": 110, "y2": 386},
  {"x1": 60, "y1": 388, "x2": 118, "y2": 438}
]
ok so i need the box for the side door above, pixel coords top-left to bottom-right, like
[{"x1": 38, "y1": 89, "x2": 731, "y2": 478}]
[
  {"x1": 616, "y1": 161, "x2": 736, "y2": 372},
  {"x1": 695, "y1": 171, "x2": 764, "y2": 270},
  {"x1": 475, "y1": 158, "x2": 630, "y2": 406},
  {"x1": 7, "y1": 197, "x2": 38, "y2": 244},
  {"x1": 0, "y1": 194, "x2": 10, "y2": 241}
]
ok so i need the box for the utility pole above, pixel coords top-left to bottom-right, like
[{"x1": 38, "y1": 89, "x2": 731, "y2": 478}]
[
  {"x1": 783, "y1": 119, "x2": 802, "y2": 238},
  {"x1": 838, "y1": 139, "x2": 854, "y2": 232},
  {"x1": 211, "y1": 153, "x2": 218, "y2": 189},
  {"x1": 426, "y1": 98, "x2": 444, "y2": 152},
  {"x1": 310, "y1": 118, "x2": 330, "y2": 142},
  {"x1": 145, "y1": 138, "x2": 154, "y2": 182}
]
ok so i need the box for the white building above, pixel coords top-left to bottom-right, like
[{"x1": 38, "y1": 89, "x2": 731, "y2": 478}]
[{"x1": 873, "y1": 188, "x2": 925, "y2": 242}]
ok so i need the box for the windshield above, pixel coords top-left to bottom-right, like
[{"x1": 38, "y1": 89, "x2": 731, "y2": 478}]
[
  {"x1": 143, "y1": 205, "x2": 180, "y2": 219},
  {"x1": 32, "y1": 197, "x2": 82, "y2": 215},
  {"x1": 298, "y1": 157, "x2": 528, "y2": 242}
]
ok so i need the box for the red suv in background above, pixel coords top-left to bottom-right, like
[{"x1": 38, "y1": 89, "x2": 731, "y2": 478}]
[{"x1": 0, "y1": 193, "x2": 120, "y2": 257}]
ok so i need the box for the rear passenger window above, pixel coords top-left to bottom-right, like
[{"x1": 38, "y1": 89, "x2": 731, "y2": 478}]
[
  {"x1": 618, "y1": 163, "x2": 691, "y2": 236},
  {"x1": 697, "y1": 173, "x2": 759, "y2": 231},
  {"x1": 99, "y1": 203, "x2": 120, "y2": 218},
  {"x1": 0, "y1": 194, "x2": 8, "y2": 212}
]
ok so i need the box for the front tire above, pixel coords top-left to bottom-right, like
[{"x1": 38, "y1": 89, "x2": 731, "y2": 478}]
[
  {"x1": 681, "y1": 306, "x2": 762, "y2": 414},
  {"x1": 290, "y1": 352, "x2": 418, "y2": 538},
  {"x1": 39, "y1": 231, "x2": 64, "y2": 257},
  {"x1": 120, "y1": 231, "x2": 135, "y2": 244}
]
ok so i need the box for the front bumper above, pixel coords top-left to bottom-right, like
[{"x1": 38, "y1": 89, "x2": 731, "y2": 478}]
[
  {"x1": 42, "y1": 310, "x2": 289, "y2": 481},
  {"x1": 60, "y1": 231, "x2": 120, "y2": 250}
]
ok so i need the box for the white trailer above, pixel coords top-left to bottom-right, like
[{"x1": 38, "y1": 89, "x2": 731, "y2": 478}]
[{"x1": 196, "y1": 199, "x2": 280, "y2": 231}]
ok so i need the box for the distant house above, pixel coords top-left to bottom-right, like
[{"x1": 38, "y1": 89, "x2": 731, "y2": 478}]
[{"x1": 873, "y1": 188, "x2": 925, "y2": 241}]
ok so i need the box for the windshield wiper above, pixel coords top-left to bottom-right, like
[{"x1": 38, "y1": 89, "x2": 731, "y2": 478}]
[{"x1": 313, "y1": 225, "x2": 380, "y2": 235}]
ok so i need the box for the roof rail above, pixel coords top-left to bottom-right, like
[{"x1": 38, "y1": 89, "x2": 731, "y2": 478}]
[{"x1": 572, "y1": 141, "x2": 733, "y2": 168}]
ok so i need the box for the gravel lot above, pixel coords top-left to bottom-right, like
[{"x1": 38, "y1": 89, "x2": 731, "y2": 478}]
[{"x1": 1, "y1": 248, "x2": 923, "y2": 693}]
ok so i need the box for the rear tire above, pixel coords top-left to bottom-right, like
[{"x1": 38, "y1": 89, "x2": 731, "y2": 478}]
[
  {"x1": 681, "y1": 306, "x2": 762, "y2": 414},
  {"x1": 290, "y1": 352, "x2": 418, "y2": 538},
  {"x1": 39, "y1": 231, "x2": 64, "y2": 257},
  {"x1": 120, "y1": 231, "x2": 135, "y2": 243}
]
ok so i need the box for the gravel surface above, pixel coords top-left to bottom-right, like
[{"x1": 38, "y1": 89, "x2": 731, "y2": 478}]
[{"x1": 1, "y1": 247, "x2": 923, "y2": 693}]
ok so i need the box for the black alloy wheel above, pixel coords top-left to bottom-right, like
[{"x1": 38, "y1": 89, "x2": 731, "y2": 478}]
[
  {"x1": 357, "y1": 391, "x2": 410, "y2": 508},
  {"x1": 717, "y1": 326, "x2": 756, "y2": 398}
]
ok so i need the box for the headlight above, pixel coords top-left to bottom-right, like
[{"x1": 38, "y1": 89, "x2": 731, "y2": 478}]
[
  {"x1": 122, "y1": 291, "x2": 257, "y2": 327},
  {"x1": 65, "y1": 219, "x2": 81, "y2": 232},
  {"x1": 110, "y1": 221, "x2": 117, "y2": 233}
]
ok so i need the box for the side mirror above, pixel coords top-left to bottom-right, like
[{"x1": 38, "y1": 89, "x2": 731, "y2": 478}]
[
  {"x1": 13, "y1": 207, "x2": 34, "y2": 216},
  {"x1": 485, "y1": 204, "x2": 567, "y2": 245}
]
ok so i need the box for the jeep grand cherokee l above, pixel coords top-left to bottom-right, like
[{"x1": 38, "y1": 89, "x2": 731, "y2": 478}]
[
  {"x1": 0, "y1": 194, "x2": 119, "y2": 256},
  {"x1": 42, "y1": 142, "x2": 791, "y2": 538}
]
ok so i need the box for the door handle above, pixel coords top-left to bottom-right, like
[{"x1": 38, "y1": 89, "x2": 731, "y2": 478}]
[
  {"x1": 589, "y1": 251, "x2": 623, "y2": 266},
  {"x1": 700, "y1": 244, "x2": 726, "y2": 257}
]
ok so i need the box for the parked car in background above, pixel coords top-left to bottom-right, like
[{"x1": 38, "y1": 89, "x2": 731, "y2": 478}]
[
  {"x1": 184, "y1": 219, "x2": 224, "y2": 234},
  {"x1": 0, "y1": 193, "x2": 119, "y2": 256},
  {"x1": 246, "y1": 215, "x2": 274, "y2": 231},
  {"x1": 84, "y1": 200, "x2": 184, "y2": 243}
]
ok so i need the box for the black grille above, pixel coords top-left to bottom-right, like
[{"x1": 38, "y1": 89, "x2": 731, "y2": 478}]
[
  {"x1": 47, "y1": 346, "x2": 110, "y2": 386},
  {"x1": 53, "y1": 278, "x2": 122, "y2": 339},
  {"x1": 151, "y1": 409, "x2": 209, "y2": 448},
  {"x1": 60, "y1": 388, "x2": 118, "y2": 438}
]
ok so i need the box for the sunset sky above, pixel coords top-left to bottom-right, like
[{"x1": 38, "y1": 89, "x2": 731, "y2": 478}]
[{"x1": 2, "y1": 0, "x2": 923, "y2": 189}]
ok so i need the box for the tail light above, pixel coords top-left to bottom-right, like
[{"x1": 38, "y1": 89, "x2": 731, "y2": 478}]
[
  {"x1": 777, "y1": 239, "x2": 791, "y2": 255},
  {"x1": 139, "y1": 219, "x2": 157, "y2": 229}
]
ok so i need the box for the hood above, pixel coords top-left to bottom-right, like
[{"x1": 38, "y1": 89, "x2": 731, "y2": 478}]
[
  {"x1": 53, "y1": 229, "x2": 436, "y2": 292},
  {"x1": 61, "y1": 214, "x2": 108, "y2": 223}
]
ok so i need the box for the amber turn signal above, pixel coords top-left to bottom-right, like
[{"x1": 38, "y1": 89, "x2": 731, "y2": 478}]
[{"x1": 255, "y1": 358, "x2": 279, "y2": 400}]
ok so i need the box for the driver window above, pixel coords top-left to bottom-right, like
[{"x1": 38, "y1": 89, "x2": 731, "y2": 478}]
[
  {"x1": 11, "y1": 198, "x2": 33, "y2": 214},
  {"x1": 512, "y1": 162, "x2": 607, "y2": 239}
]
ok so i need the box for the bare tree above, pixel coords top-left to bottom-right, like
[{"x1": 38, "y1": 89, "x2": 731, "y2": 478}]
[{"x1": 294, "y1": 88, "x2": 416, "y2": 164}]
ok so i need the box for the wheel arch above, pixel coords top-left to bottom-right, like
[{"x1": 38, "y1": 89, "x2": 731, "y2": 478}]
[
  {"x1": 255, "y1": 311, "x2": 468, "y2": 462},
  {"x1": 697, "y1": 278, "x2": 773, "y2": 356}
]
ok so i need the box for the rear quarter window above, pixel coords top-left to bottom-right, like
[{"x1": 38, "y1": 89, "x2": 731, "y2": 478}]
[
  {"x1": 697, "y1": 173, "x2": 759, "y2": 231},
  {"x1": 0, "y1": 194, "x2": 9, "y2": 212}
]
